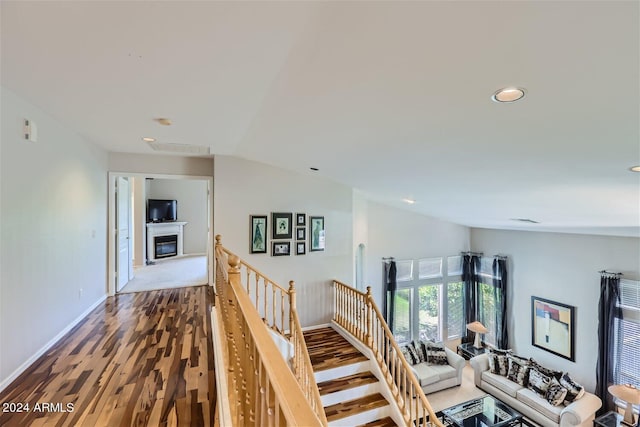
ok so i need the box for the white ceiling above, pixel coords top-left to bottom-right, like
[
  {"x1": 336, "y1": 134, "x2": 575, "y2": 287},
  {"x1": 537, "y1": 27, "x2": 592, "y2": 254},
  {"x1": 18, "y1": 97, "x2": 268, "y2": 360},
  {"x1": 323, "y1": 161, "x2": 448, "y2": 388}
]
[{"x1": 2, "y1": 1, "x2": 639, "y2": 237}]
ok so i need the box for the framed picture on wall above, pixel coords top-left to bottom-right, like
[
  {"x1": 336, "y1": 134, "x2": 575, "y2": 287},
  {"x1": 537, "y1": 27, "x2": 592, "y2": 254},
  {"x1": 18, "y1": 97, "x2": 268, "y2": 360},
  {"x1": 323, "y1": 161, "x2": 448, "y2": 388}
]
[
  {"x1": 309, "y1": 216, "x2": 325, "y2": 251},
  {"x1": 296, "y1": 242, "x2": 306, "y2": 255},
  {"x1": 272, "y1": 241, "x2": 291, "y2": 256},
  {"x1": 296, "y1": 213, "x2": 306, "y2": 226},
  {"x1": 296, "y1": 227, "x2": 306, "y2": 241},
  {"x1": 250, "y1": 215, "x2": 267, "y2": 254},
  {"x1": 531, "y1": 296, "x2": 575, "y2": 361},
  {"x1": 271, "y1": 212, "x2": 293, "y2": 239}
]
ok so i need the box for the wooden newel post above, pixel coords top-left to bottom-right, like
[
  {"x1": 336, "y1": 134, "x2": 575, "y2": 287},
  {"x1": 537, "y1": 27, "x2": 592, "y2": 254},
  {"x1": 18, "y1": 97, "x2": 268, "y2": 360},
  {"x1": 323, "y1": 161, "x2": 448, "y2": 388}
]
[
  {"x1": 365, "y1": 286, "x2": 373, "y2": 348},
  {"x1": 227, "y1": 254, "x2": 241, "y2": 287}
]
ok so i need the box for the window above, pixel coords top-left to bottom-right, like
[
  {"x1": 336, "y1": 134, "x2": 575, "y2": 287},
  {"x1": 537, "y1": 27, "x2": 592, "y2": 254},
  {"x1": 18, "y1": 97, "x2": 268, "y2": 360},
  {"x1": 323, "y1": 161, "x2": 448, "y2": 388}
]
[
  {"x1": 615, "y1": 279, "x2": 640, "y2": 389},
  {"x1": 389, "y1": 256, "x2": 463, "y2": 343}
]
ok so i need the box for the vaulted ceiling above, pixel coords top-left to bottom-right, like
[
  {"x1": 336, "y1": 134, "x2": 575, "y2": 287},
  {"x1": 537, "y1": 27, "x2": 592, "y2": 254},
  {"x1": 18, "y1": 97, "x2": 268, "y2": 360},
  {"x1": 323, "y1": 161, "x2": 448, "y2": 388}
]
[{"x1": 2, "y1": 1, "x2": 638, "y2": 236}]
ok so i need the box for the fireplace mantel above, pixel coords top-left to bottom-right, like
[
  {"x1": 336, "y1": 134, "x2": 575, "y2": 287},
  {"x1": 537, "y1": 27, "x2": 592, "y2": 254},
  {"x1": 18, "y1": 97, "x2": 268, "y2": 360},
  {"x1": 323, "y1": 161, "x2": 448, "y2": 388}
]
[{"x1": 146, "y1": 222, "x2": 188, "y2": 262}]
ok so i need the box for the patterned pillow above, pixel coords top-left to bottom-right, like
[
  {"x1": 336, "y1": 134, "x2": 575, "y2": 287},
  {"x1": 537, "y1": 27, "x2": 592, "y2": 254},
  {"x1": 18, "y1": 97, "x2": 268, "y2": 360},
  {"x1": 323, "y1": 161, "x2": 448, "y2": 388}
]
[
  {"x1": 400, "y1": 343, "x2": 421, "y2": 365},
  {"x1": 545, "y1": 378, "x2": 569, "y2": 406},
  {"x1": 488, "y1": 348, "x2": 510, "y2": 376},
  {"x1": 559, "y1": 373, "x2": 585, "y2": 404},
  {"x1": 414, "y1": 340, "x2": 431, "y2": 363},
  {"x1": 529, "y1": 359, "x2": 563, "y2": 380},
  {"x1": 528, "y1": 368, "x2": 552, "y2": 396},
  {"x1": 507, "y1": 354, "x2": 531, "y2": 387},
  {"x1": 426, "y1": 342, "x2": 449, "y2": 365}
]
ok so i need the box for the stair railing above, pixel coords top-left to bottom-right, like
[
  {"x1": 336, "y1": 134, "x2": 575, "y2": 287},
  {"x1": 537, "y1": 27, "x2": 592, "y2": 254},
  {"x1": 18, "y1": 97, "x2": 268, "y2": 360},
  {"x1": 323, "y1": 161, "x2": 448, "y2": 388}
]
[
  {"x1": 215, "y1": 235, "x2": 327, "y2": 426},
  {"x1": 333, "y1": 280, "x2": 444, "y2": 427}
]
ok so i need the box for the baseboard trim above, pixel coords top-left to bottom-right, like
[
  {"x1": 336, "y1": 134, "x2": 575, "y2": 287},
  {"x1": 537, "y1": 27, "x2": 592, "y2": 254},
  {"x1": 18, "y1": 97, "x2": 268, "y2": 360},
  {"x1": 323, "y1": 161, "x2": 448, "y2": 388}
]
[{"x1": 0, "y1": 295, "x2": 107, "y2": 393}]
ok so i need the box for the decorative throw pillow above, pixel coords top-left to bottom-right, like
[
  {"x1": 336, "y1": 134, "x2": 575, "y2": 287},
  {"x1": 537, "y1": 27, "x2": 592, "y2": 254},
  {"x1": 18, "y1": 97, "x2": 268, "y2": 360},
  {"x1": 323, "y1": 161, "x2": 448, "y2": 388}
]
[
  {"x1": 507, "y1": 354, "x2": 531, "y2": 387},
  {"x1": 488, "y1": 348, "x2": 510, "y2": 376},
  {"x1": 545, "y1": 378, "x2": 569, "y2": 406},
  {"x1": 559, "y1": 373, "x2": 585, "y2": 405},
  {"x1": 529, "y1": 359, "x2": 563, "y2": 380},
  {"x1": 414, "y1": 340, "x2": 431, "y2": 363},
  {"x1": 401, "y1": 343, "x2": 421, "y2": 365},
  {"x1": 528, "y1": 368, "x2": 552, "y2": 396},
  {"x1": 426, "y1": 342, "x2": 448, "y2": 365}
]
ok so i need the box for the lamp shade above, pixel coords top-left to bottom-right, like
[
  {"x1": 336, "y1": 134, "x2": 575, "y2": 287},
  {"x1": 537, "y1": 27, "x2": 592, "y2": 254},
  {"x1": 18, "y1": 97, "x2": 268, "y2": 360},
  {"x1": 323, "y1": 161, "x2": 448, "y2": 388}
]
[
  {"x1": 467, "y1": 321, "x2": 489, "y2": 334},
  {"x1": 609, "y1": 384, "x2": 640, "y2": 404}
]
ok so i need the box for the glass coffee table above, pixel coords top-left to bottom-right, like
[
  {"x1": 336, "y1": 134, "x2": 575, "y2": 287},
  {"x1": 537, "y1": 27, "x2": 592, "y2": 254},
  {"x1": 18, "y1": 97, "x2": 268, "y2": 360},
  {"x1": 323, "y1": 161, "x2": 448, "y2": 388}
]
[{"x1": 440, "y1": 395, "x2": 530, "y2": 427}]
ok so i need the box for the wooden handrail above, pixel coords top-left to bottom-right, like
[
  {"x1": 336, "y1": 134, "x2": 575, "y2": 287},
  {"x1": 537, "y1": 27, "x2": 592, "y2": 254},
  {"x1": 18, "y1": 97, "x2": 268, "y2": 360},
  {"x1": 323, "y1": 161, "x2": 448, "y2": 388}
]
[
  {"x1": 215, "y1": 235, "x2": 327, "y2": 426},
  {"x1": 333, "y1": 280, "x2": 444, "y2": 427},
  {"x1": 218, "y1": 244, "x2": 291, "y2": 337}
]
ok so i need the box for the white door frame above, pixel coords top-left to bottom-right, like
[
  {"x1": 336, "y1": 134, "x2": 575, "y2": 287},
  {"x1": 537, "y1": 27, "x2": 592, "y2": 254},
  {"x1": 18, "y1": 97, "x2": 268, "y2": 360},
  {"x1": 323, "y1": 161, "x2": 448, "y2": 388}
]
[
  {"x1": 107, "y1": 172, "x2": 214, "y2": 296},
  {"x1": 116, "y1": 176, "x2": 133, "y2": 292}
]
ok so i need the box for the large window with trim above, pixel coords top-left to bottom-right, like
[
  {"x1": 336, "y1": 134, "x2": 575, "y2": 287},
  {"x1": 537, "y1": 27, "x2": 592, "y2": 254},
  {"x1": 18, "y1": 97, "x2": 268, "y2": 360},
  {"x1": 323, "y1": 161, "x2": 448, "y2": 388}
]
[
  {"x1": 615, "y1": 279, "x2": 640, "y2": 389},
  {"x1": 389, "y1": 255, "x2": 463, "y2": 344}
]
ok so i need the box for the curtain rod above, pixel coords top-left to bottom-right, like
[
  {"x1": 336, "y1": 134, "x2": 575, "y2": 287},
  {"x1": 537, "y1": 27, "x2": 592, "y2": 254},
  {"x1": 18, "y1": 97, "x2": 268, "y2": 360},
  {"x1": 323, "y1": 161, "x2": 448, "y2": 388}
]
[
  {"x1": 494, "y1": 254, "x2": 508, "y2": 260},
  {"x1": 599, "y1": 270, "x2": 623, "y2": 276},
  {"x1": 461, "y1": 251, "x2": 483, "y2": 256},
  {"x1": 382, "y1": 257, "x2": 395, "y2": 261}
]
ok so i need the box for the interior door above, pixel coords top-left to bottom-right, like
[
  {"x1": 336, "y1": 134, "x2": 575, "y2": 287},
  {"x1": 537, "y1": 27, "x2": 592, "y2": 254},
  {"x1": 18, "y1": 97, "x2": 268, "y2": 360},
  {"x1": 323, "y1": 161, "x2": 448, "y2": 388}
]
[{"x1": 116, "y1": 177, "x2": 131, "y2": 292}]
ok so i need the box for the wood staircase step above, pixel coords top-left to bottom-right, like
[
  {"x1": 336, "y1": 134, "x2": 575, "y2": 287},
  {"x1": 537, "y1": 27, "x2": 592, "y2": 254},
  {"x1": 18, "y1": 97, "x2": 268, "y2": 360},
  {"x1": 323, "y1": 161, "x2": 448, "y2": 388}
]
[
  {"x1": 357, "y1": 416, "x2": 399, "y2": 427},
  {"x1": 317, "y1": 371, "x2": 378, "y2": 396},
  {"x1": 303, "y1": 327, "x2": 368, "y2": 371},
  {"x1": 324, "y1": 392, "x2": 389, "y2": 422}
]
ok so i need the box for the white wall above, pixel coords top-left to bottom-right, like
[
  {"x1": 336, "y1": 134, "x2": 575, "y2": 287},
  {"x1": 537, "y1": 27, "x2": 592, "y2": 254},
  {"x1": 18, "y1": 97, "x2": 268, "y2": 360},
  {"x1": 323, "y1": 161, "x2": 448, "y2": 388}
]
[
  {"x1": 365, "y1": 201, "x2": 471, "y2": 308},
  {"x1": 109, "y1": 152, "x2": 214, "y2": 177},
  {"x1": 148, "y1": 178, "x2": 208, "y2": 254},
  {"x1": 131, "y1": 177, "x2": 146, "y2": 266},
  {"x1": 470, "y1": 228, "x2": 640, "y2": 392},
  {"x1": 214, "y1": 156, "x2": 353, "y2": 327},
  {"x1": 0, "y1": 87, "x2": 108, "y2": 387}
]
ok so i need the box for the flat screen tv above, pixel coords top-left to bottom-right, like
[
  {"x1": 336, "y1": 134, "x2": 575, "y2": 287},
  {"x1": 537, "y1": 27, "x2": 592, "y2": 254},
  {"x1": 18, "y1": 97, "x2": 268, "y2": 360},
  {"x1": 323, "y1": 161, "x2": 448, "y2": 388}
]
[{"x1": 147, "y1": 199, "x2": 177, "y2": 223}]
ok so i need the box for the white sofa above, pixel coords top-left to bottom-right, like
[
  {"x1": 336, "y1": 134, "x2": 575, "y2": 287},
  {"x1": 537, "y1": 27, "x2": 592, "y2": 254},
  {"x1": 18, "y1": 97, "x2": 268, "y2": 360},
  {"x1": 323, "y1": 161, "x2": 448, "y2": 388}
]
[
  {"x1": 410, "y1": 346, "x2": 466, "y2": 394},
  {"x1": 470, "y1": 353, "x2": 602, "y2": 427}
]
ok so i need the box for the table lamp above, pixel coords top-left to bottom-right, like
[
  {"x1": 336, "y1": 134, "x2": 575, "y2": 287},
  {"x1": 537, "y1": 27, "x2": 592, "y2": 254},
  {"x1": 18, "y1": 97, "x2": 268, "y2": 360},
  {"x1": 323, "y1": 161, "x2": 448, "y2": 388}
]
[
  {"x1": 467, "y1": 321, "x2": 488, "y2": 349},
  {"x1": 608, "y1": 384, "x2": 640, "y2": 426}
]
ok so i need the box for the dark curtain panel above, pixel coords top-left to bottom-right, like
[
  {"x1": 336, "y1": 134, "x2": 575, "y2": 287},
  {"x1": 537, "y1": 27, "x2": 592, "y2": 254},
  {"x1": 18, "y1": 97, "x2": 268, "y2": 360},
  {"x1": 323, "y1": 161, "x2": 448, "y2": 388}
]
[
  {"x1": 462, "y1": 255, "x2": 480, "y2": 344},
  {"x1": 596, "y1": 274, "x2": 622, "y2": 415},
  {"x1": 384, "y1": 261, "x2": 397, "y2": 332},
  {"x1": 492, "y1": 258, "x2": 509, "y2": 349}
]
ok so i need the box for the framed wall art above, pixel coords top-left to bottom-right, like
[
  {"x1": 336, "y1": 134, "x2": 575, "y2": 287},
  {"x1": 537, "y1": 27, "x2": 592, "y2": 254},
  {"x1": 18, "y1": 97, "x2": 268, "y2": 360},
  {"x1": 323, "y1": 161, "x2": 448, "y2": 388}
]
[
  {"x1": 296, "y1": 213, "x2": 306, "y2": 226},
  {"x1": 250, "y1": 215, "x2": 267, "y2": 254},
  {"x1": 296, "y1": 242, "x2": 306, "y2": 255},
  {"x1": 309, "y1": 216, "x2": 325, "y2": 252},
  {"x1": 272, "y1": 241, "x2": 291, "y2": 256},
  {"x1": 271, "y1": 212, "x2": 293, "y2": 239},
  {"x1": 296, "y1": 227, "x2": 306, "y2": 241},
  {"x1": 531, "y1": 296, "x2": 575, "y2": 361}
]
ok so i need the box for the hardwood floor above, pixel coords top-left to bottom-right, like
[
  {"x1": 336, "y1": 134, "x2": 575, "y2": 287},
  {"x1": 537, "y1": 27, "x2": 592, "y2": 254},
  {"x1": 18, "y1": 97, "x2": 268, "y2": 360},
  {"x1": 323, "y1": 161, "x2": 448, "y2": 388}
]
[{"x1": 0, "y1": 286, "x2": 216, "y2": 427}]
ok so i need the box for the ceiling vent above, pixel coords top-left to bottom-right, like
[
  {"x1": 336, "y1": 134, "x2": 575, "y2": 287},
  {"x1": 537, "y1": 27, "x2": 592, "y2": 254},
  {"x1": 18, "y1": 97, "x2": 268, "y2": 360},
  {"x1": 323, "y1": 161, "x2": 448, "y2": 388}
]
[{"x1": 146, "y1": 141, "x2": 210, "y2": 155}]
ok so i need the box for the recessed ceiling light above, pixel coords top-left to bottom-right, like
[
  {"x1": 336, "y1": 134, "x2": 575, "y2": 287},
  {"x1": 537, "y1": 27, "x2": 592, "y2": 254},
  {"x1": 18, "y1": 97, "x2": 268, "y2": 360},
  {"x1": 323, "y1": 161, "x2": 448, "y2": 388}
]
[
  {"x1": 142, "y1": 137, "x2": 156, "y2": 142},
  {"x1": 630, "y1": 165, "x2": 640, "y2": 172},
  {"x1": 492, "y1": 87, "x2": 526, "y2": 103},
  {"x1": 155, "y1": 118, "x2": 172, "y2": 126},
  {"x1": 403, "y1": 198, "x2": 416, "y2": 205}
]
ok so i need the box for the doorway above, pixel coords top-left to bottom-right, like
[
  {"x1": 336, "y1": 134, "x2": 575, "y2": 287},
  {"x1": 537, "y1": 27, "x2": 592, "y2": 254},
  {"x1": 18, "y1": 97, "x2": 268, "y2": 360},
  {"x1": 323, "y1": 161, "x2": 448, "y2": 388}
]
[{"x1": 107, "y1": 172, "x2": 214, "y2": 295}]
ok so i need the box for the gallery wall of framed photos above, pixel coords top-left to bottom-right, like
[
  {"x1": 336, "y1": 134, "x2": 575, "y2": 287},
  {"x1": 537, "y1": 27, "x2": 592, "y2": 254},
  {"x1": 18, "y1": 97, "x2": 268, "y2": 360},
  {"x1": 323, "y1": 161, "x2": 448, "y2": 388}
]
[{"x1": 250, "y1": 212, "x2": 324, "y2": 256}]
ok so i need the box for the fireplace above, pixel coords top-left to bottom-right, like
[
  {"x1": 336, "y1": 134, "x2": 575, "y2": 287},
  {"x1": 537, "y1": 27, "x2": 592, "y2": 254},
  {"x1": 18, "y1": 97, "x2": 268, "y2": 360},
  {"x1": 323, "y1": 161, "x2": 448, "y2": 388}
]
[
  {"x1": 155, "y1": 234, "x2": 178, "y2": 259},
  {"x1": 146, "y1": 222, "x2": 187, "y2": 263}
]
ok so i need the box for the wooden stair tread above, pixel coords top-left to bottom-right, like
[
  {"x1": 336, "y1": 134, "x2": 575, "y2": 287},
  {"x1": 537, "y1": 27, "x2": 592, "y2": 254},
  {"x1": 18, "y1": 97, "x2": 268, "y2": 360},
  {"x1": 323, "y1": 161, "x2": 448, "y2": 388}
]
[
  {"x1": 324, "y1": 392, "x2": 389, "y2": 422},
  {"x1": 303, "y1": 327, "x2": 369, "y2": 371},
  {"x1": 317, "y1": 371, "x2": 378, "y2": 395},
  {"x1": 357, "y1": 416, "x2": 399, "y2": 427}
]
